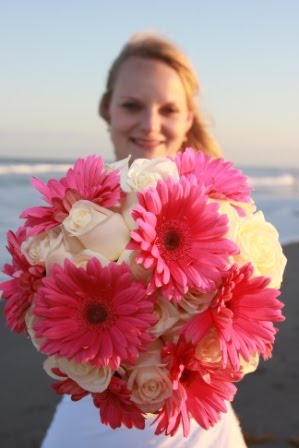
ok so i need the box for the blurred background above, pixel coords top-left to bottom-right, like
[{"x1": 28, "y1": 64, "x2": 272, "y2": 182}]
[{"x1": 0, "y1": 0, "x2": 298, "y2": 166}]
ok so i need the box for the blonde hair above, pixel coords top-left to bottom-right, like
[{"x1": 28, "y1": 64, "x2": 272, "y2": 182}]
[{"x1": 99, "y1": 32, "x2": 221, "y2": 158}]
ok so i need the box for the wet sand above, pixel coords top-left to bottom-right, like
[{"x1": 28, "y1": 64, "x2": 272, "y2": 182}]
[
  {"x1": 0, "y1": 243, "x2": 298, "y2": 448},
  {"x1": 234, "y1": 242, "x2": 299, "y2": 447}
]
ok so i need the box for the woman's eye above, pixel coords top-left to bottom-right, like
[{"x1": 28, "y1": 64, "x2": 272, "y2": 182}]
[
  {"x1": 161, "y1": 106, "x2": 179, "y2": 115},
  {"x1": 122, "y1": 102, "x2": 142, "y2": 111}
]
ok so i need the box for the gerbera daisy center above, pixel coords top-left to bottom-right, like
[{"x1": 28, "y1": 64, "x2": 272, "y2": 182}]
[
  {"x1": 157, "y1": 219, "x2": 191, "y2": 261},
  {"x1": 180, "y1": 368, "x2": 195, "y2": 384},
  {"x1": 85, "y1": 302, "x2": 108, "y2": 324},
  {"x1": 164, "y1": 230, "x2": 181, "y2": 250}
]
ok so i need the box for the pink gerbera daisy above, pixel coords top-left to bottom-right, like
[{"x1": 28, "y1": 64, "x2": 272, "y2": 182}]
[
  {"x1": 129, "y1": 175, "x2": 238, "y2": 301},
  {"x1": 93, "y1": 376, "x2": 146, "y2": 430},
  {"x1": 0, "y1": 227, "x2": 45, "y2": 333},
  {"x1": 175, "y1": 148, "x2": 252, "y2": 213},
  {"x1": 33, "y1": 258, "x2": 157, "y2": 369},
  {"x1": 182, "y1": 263, "x2": 285, "y2": 370},
  {"x1": 153, "y1": 337, "x2": 238, "y2": 437},
  {"x1": 20, "y1": 155, "x2": 122, "y2": 235}
]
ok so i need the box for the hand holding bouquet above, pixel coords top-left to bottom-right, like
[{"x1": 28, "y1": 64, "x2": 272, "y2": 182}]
[{"x1": 1, "y1": 148, "x2": 286, "y2": 437}]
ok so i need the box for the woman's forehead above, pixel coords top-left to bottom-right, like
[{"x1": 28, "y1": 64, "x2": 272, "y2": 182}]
[{"x1": 112, "y1": 57, "x2": 188, "y2": 103}]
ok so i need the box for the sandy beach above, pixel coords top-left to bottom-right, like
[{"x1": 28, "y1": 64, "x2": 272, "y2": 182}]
[{"x1": 0, "y1": 242, "x2": 298, "y2": 448}]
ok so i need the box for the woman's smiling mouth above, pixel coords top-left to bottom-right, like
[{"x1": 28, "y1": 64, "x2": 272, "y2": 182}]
[{"x1": 130, "y1": 137, "x2": 165, "y2": 150}]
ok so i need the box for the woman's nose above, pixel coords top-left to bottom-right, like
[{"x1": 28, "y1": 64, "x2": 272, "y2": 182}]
[{"x1": 139, "y1": 108, "x2": 160, "y2": 133}]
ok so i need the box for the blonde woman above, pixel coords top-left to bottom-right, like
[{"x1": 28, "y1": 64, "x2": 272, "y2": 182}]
[{"x1": 42, "y1": 32, "x2": 247, "y2": 448}]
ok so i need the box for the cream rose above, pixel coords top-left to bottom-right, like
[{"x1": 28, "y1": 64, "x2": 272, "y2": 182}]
[
  {"x1": 215, "y1": 200, "x2": 241, "y2": 243},
  {"x1": 239, "y1": 352, "x2": 259, "y2": 375},
  {"x1": 161, "y1": 319, "x2": 186, "y2": 344},
  {"x1": 234, "y1": 211, "x2": 287, "y2": 288},
  {"x1": 150, "y1": 297, "x2": 180, "y2": 338},
  {"x1": 21, "y1": 227, "x2": 63, "y2": 265},
  {"x1": 195, "y1": 327, "x2": 222, "y2": 364},
  {"x1": 63, "y1": 200, "x2": 130, "y2": 260},
  {"x1": 126, "y1": 341, "x2": 172, "y2": 413},
  {"x1": 209, "y1": 198, "x2": 257, "y2": 245},
  {"x1": 117, "y1": 250, "x2": 151, "y2": 281},
  {"x1": 25, "y1": 305, "x2": 44, "y2": 350},
  {"x1": 179, "y1": 290, "x2": 216, "y2": 318},
  {"x1": 121, "y1": 158, "x2": 179, "y2": 192},
  {"x1": 44, "y1": 356, "x2": 114, "y2": 393},
  {"x1": 230, "y1": 198, "x2": 257, "y2": 217}
]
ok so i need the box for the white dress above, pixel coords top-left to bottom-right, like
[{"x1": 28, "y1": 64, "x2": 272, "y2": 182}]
[{"x1": 41, "y1": 395, "x2": 247, "y2": 448}]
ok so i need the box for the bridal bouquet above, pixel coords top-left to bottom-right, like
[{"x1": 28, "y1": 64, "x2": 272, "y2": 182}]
[{"x1": 1, "y1": 148, "x2": 286, "y2": 437}]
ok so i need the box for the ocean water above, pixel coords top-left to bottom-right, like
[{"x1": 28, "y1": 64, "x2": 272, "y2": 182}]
[{"x1": 0, "y1": 157, "x2": 299, "y2": 282}]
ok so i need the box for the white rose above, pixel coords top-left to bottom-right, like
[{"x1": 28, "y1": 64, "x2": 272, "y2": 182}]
[
  {"x1": 63, "y1": 200, "x2": 130, "y2": 260},
  {"x1": 150, "y1": 297, "x2": 180, "y2": 337},
  {"x1": 121, "y1": 158, "x2": 179, "y2": 192},
  {"x1": 126, "y1": 340, "x2": 172, "y2": 413},
  {"x1": 105, "y1": 155, "x2": 130, "y2": 173},
  {"x1": 117, "y1": 250, "x2": 151, "y2": 281},
  {"x1": 234, "y1": 211, "x2": 287, "y2": 288},
  {"x1": 45, "y1": 228, "x2": 86, "y2": 273},
  {"x1": 120, "y1": 192, "x2": 138, "y2": 231},
  {"x1": 71, "y1": 250, "x2": 109, "y2": 268},
  {"x1": 62, "y1": 227, "x2": 85, "y2": 253},
  {"x1": 21, "y1": 227, "x2": 63, "y2": 265},
  {"x1": 45, "y1": 240, "x2": 72, "y2": 274},
  {"x1": 44, "y1": 356, "x2": 114, "y2": 393}
]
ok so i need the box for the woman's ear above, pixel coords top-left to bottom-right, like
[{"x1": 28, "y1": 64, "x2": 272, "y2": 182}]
[
  {"x1": 99, "y1": 93, "x2": 110, "y2": 123},
  {"x1": 186, "y1": 110, "x2": 194, "y2": 133}
]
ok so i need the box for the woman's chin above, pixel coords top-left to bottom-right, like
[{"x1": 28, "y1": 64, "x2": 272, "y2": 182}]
[
  {"x1": 115, "y1": 142, "x2": 171, "y2": 162},
  {"x1": 128, "y1": 147, "x2": 160, "y2": 161}
]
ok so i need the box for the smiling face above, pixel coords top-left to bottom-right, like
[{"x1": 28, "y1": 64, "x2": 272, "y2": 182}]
[{"x1": 107, "y1": 57, "x2": 194, "y2": 161}]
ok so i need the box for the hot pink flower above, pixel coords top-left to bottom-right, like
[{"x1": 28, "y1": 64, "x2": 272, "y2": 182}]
[
  {"x1": 0, "y1": 227, "x2": 45, "y2": 333},
  {"x1": 93, "y1": 376, "x2": 145, "y2": 430},
  {"x1": 33, "y1": 258, "x2": 157, "y2": 369},
  {"x1": 175, "y1": 148, "x2": 252, "y2": 213},
  {"x1": 20, "y1": 155, "x2": 122, "y2": 235},
  {"x1": 182, "y1": 263, "x2": 285, "y2": 369},
  {"x1": 153, "y1": 337, "x2": 238, "y2": 436},
  {"x1": 153, "y1": 383, "x2": 189, "y2": 437},
  {"x1": 129, "y1": 175, "x2": 238, "y2": 301}
]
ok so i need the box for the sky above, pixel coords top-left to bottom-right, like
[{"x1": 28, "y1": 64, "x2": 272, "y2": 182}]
[{"x1": 0, "y1": 0, "x2": 298, "y2": 166}]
